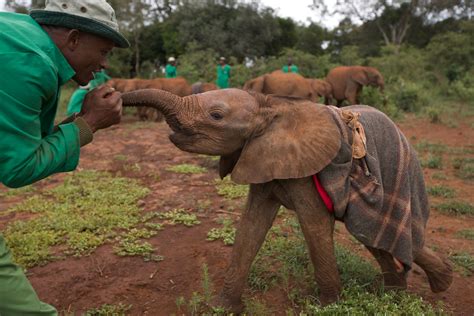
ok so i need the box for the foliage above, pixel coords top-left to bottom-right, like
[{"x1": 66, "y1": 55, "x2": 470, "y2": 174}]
[
  {"x1": 452, "y1": 157, "x2": 474, "y2": 180},
  {"x1": 427, "y1": 185, "x2": 456, "y2": 198},
  {"x1": 157, "y1": 209, "x2": 201, "y2": 227},
  {"x1": 421, "y1": 154, "x2": 443, "y2": 169},
  {"x1": 435, "y1": 201, "x2": 474, "y2": 216},
  {"x1": 84, "y1": 303, "x2": 132, "y2": 316},
  {"x1": 455, "y1": 229, "x2": 474, "y2": 240},
  {"x1": 166, "y1": 163, "x2": 207, "y2": 174},
  {"x1": 214, "y1": 177, "x2": 249, "y2": 200},
  {"x1": 206, "y1": 218, "x2": 236, "y2": 245},
  {"x1": 449, "y1": 252, "x2": 474, "y2": 276}
]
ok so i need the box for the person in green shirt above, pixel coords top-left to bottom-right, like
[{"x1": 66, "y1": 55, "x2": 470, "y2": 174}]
[
  {"x1": 216, "y1": 56, "x2": 231, "y2": 88},
  {"x1": 165, "y1": 56, "x2": 178, "y2": 78},
  {"x1": 282, "y1": 57, "x2": 299, "y2": 73},
  {"x1": 67, "y1": 70, "x2": 111, "y2": 115},
  {"x1": 0, "y1": 0, "x2": 129, "y2": 314}
]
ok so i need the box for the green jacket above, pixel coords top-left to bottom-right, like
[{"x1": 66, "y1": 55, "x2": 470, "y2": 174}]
[
  {"x1": 0, "y1": 12, "x2": 85, "y2": 188},
  {"x1": 165, "y1": 64, "x2": 177, "y2": 78},
  {"x1": 282, "y1": 65, "x2": 299, "y2": 73},
  {"x1": 216, "y1": 64, "x2": 231, "y2": 88}
]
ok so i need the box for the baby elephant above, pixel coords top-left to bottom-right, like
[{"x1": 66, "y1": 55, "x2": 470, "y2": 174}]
[{"x1": 122, "y1": 88, "x2": 452, "y2": 312}]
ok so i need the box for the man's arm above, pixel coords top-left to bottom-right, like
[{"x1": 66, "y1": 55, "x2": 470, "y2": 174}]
[{"x1": 0, "y1": 53, "x2": 82, "y2": 188}]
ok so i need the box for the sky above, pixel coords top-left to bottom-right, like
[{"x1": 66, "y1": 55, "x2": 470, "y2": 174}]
[{"x1": 0, "y1": 0, "x2": 343, "y2": 29}]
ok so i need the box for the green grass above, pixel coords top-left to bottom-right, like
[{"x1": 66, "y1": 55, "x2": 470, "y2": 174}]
[
  {"x1": 157, "y1": 208, "x2": 201, "y2": 227},
  {"x1": 421, "y1": 154, "x2": 443, "y2": 169},
  {"x1": 414, "y1": 140, "x2": 447, "y2": 154},
  {"x1": 435, "y1": 200, "x2": 474, "y2": 216},
  {"x1": 431, "y1": 172, "x2": 448, "y2": 180},
  {"x1": 452, "y1": 157, "x2": 474, "y2": 180},
  {"x1": 0, "y1": 184, "x2": 36, "y2": 198},
  {"x1": 427, "y1": 185, "x2": 456, "y2": 198},
  {"x1": 455, "y1": 229, "x2": 474, "y2": 240},
  {"x1": 449, "y1": 252, "x2": 474, "y2": 276},
  {"x1": 83, "y1": 303, "x2": 132, "y2": 316},
  {"x1": 214, "y1": 176, "x2": 248, "y2": 200},
  {"x1": 3, "y1": 170, "x2": 150, "y2": 268},
  {"x1": 166, "y1": 163, "x2": 207, "y2": 174},
  {"x1": 207, "y1": 218, "x2": 236, "y2": 245}
]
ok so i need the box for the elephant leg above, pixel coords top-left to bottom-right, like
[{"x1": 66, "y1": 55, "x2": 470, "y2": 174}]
[
  {"x1": 215, "y1": 184, "x2": 280, "y2": 313},
  {"x1": 281, "y1": 178, "x2": 342, "y2": 306},
  {"x1": 345, "y1": 81, "x2": 359, "y2": 105},
  {"x1": 414, "y1": 246, "x2": 453, "y2": 293},
  {"x1": 366, "y1": 246, "x2": 407, "y2": 290}
]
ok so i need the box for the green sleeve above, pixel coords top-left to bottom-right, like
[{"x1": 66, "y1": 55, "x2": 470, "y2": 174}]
[{"x1": 0, "y1": 53, "x2": 80, "y2": 188}]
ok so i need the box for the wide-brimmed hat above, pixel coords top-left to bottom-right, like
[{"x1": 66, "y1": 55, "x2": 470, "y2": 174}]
[
  {"x1": 168, "y1": 57, "x2": 176, "y2": 62},
  {"x1": 30, "y1": 0, "x2": 129, "y2": 48}
]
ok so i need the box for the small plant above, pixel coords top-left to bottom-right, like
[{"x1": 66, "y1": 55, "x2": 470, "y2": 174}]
[
  {"x1": 157, "y1": 208, "x2": 201, "y2": 226},
  {"x1": 166, "y1": 163, "x2": 207, "y2": 174},
  {"x1": 452, "y1": 157, "x2": 474, "y2": 180},
  {"x1": 422, "y1": 154, "x2": 443, "y2": 169},
  {"x1": 215, "y1": 177, "x2": 248, "y2": 199},
  {"x1": 425, "y1": 106, "x2": 441, "y2": 123},
  {"x1": 84, "y1": 303, "x2": 132, "y2": 316},
  {"x1": 207, "y1": 219, "x2": 236, "y2": 245},
  {"x1": 455, "y1": 229, "x2": 474, "y2": 240},
  {"x1": 449, "y1": 252, "x2": 474, "y2": 276},
  {"x1": 414, "y1": 140, "x2": 447, "y2": 154},
  {"x1": 431, "y1": 172, "x2": 448, "y2": 180},
  {"x1": 113, "y1": 227, "x2": 160, "y2": 260},
  {"x1": 114, "y1": 154, "x2": 128, "y2": 161},
  {"x1": 435, "y1": 201, "x2": 474, "y2": 216},
  {"x1": 427, "y1": 185, "x2": 456, "y2": 198}
]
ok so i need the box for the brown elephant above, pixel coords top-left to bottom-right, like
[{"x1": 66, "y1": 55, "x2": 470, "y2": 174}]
[
  {"x1": 121, "y1": 88, "x2": 453, "y2": 313},
  {"x1": 307, "y1": 78, "x2": 333, "y2": 105},
  {"x1": 326, "y1": 66, "x2": 384, "y2": 106},
  {"x1": 191, "y1": 82, "x2": 219, "y2": 94},
  {"x1": 244, "y1": 71, "x2": 317, "y2": 101}
]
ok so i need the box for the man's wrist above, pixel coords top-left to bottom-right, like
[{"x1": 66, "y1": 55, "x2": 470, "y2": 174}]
[{"x1": 74, "y1": 116, "x2": 94, "y2": 147}]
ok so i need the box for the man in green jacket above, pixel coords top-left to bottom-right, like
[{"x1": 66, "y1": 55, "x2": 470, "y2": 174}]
[
  {"x1": 216, "y1": 56, "x2": 231, "y2": 88},
  {"x1": 165, "y1": 56, "x2": 178, "y2": 78},
  {"x1": 0, "y1": 0, "x2": 129, "y2": 314}
]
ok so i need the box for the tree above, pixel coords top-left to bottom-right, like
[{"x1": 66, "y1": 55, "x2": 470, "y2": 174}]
[{"x1": 311, "y1": 0, "x2": 472, "y2": 50}]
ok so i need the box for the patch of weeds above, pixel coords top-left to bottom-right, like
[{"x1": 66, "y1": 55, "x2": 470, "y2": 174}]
[
  {"x1": 166, "y1": 163, "x2": 207, "y2": 174},
  {"x1": 435, "y1": 201, "x2": 474, "y2": 216},
  {"x1": 243, "y1": 298, "x2": 272, "y2": 315},
  {"x1": 114, "y1": 228, "x2": 161, "y2": 260},
  {"x1": 207, "y1": 218, "x2": 236, "y2": 245},
  {"x1": 3, "y1": 170, "x2": 150, "y2": 268},
  {"x1": 113, "y1": 154, "x2": 128, "y2": 162},
  {"x1": 300, "y1": 284, "x2": 445, "y2": 314},
  {"x1": 123, "y1": 162, "x2": 141, "y2": 172},
  {"x1": 414, "y1": 140, "x2": 447, "y2": 154},
  {"x1": 421, "y1": 154, "x2": 443, "y2": 169},
  {"x1": 175, "y1": 264, "x2": 226, "y2": 316},
  {"x1": 455, "y1": 229, "x2": 474, "y2": 240},
  {"x1": 0, "y1": 184, "x2": 36, "y2": 198},
  {"x1": 215, "y1": 177, "x2": 248, "y2": 200},
  {"x1": 452, "y1": 157, "x2": 474, "y2": 180},
  {"x1": 427, "y1": 185, "x2": 456, "y2": 198},
  {"x1": 84, "y1": 303, "x2": 132, "y2": 316},
  {"x1": 424, "y1": 106, "x2": 441, "y2": 124},
  {"x1": 431, "y1": 172, "x2": 448, "y2": 180},
  {"x1": 449, "y1": 252, "x2": 474, "y2": 276},
  {"x1": 199, "y1": 154, "x2": 220, "y2": 161},
  {"x1": 196, "y1": 199, "x2": 212, "y2": 211},
  {"x1": 158, "y1": 208, "x2": 201, "y2": 226}
]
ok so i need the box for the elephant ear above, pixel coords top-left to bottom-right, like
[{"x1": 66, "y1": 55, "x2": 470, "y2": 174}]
[
  {"x1": 229, "y1": 96, "x2": 342, "y2": 184},
  {"x1": 352, "y1": 69, "x2": 370, "y2": 86},
  {"x1": 244, "y1": 76, "x2": 265, "y2": 92}
]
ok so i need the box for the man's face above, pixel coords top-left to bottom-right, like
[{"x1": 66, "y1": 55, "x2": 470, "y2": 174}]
[{"x1": 67, "y1": 32, "x2": 114, "y2": 85}]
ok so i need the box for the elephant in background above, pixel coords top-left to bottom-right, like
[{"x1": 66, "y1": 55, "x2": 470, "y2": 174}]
[
  {"x1": 121, "y1": 88, "x2": 453, "y2": 313},
  {"x1": 326, "y1": 66, "x2": 384, "y2": 106},
  {"x1": 192, "y1": 81, "x2": 219, "y2": 94},
  {"x1": 243, "y1": 71, "x2": 317, "y2": 102},
  {"x1": 307, "y1": 78, "x2": 333, "y2": 105}
]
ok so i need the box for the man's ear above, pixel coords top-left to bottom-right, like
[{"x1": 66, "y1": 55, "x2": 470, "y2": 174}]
[
  {"x1": 65, "y1": 29, "x2": 81, "y2": 51},
  {"x1": 230, "y1": 96, "x2": 341, "y2": 184}
]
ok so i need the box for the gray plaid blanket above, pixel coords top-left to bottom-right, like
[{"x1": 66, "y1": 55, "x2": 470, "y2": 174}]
[{"x1": 318, "y1": 105, "x2": 429, "y2": 269}]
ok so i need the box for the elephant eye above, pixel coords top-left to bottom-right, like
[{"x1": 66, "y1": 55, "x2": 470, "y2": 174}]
[{"x1": 210, "y1": 112, "x2": 224, "y2": 120}]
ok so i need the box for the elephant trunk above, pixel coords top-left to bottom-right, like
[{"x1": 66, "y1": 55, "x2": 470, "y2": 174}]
[{"x1": 121, "y1": 89, "x2": 184, "y2": 117}]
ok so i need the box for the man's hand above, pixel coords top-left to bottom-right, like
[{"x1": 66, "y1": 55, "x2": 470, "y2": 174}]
[{"x1": 80, "y1": 85, "x2": 122, "y2": 133}]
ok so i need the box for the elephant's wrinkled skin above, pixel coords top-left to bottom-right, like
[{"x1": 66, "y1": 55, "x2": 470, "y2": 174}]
[
  {"x1": 121, "y1": 88, "x2": 452, "y2": 313},
  {"x1": 326, "y1": 66, "x2": 384, "y2": 106}
]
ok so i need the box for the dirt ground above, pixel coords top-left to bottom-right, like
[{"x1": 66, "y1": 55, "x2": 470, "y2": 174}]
[{"x1": 1, "y1": 112, "x2": 473, "y2": 315}]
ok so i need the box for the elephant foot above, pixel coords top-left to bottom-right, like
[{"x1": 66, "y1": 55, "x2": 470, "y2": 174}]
[
  {"x1": 425, "y1": 257, "x2": 453, "y2": 293},
  {"x1": 319, "y1": 290, "x2": 340, "y2": 306},
  {"x1": 382, "y1": 271, "x2": 407, "y2": 291},
  {"x1": 211, "y1": 293, "x2": 244, "y2": 314}
]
